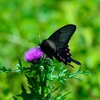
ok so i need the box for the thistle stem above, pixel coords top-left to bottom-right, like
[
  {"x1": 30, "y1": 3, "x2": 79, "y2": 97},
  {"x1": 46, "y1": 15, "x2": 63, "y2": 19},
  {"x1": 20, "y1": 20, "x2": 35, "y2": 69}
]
[{"x1": 39, "y1": 70, "x2": 45, "y2": 99}]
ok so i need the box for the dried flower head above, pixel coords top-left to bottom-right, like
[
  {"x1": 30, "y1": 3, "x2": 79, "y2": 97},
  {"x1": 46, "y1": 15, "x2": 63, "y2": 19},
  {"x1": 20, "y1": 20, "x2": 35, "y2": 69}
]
[{"x1": 24, "y1": 46, "x2": 43, "y2": 62}]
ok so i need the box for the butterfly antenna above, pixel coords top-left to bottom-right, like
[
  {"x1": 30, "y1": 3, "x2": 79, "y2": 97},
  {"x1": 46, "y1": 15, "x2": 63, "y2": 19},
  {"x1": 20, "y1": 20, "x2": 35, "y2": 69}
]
[{"x1": 37, "y1": 33, "x2": 42, "y2": 44}]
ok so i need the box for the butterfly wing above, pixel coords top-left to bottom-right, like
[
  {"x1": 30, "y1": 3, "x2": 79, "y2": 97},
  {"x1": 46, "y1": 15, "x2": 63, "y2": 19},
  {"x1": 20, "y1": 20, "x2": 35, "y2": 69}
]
[
  {"x1": 48, "y1": 24, "x2": 81, "y2": 66},
  {"x1": 48, "y1": 24, "x2": 76, "y2": 48}
]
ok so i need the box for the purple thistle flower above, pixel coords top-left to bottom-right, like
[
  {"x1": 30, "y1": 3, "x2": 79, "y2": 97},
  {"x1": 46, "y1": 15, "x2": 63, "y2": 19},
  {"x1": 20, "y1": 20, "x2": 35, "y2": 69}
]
[{"x1": 24, "y1": 46, "x2": 43, "y2": 62}]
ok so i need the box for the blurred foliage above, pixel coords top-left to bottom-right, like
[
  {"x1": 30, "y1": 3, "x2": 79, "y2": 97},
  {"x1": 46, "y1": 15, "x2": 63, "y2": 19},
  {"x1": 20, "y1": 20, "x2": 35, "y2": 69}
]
[{"x1": 0, "y1": 0, "x2": 100, "y2": 100}]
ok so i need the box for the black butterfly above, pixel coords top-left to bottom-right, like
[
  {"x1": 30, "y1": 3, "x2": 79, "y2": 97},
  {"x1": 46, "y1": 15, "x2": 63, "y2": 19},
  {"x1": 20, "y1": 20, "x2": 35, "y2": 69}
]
[{"x1": 40, "y1": 24, "x2": 81, "y2": 67}]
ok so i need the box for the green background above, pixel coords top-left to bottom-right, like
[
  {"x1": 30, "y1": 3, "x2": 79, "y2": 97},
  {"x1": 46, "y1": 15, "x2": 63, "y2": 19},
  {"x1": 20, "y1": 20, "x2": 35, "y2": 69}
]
[{"x1": 0, "y1": 0, "x2": 100, "y2": 100}]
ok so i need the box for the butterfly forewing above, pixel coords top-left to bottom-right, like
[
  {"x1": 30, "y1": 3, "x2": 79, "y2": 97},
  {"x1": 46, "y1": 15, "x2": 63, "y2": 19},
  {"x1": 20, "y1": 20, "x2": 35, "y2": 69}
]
[{"x1": 49, "y1": 24, "x2": 76, "y2": 48}]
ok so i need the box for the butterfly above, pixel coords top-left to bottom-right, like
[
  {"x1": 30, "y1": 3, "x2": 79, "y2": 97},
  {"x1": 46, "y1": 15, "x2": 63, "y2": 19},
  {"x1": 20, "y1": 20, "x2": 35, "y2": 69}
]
[{"x1": 40, "y1": 24, "x2": 81, "y2": 67}]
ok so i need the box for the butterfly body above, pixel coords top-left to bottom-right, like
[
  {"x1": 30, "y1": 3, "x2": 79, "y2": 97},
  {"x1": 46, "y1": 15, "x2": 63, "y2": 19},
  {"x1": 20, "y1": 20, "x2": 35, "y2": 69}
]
[
  {"x1": 40, "y1": 24, "x2": 81, "y2": 67},
  {"x1": 40, "y1": 39, "x2": 57, "y2": 59}
]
